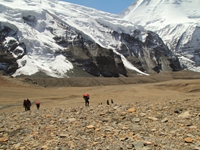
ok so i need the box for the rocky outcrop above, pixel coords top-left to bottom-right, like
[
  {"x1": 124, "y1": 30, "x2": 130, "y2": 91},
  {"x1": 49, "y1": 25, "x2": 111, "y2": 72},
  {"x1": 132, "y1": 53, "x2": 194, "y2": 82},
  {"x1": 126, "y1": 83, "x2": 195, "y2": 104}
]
[
  {"x1": 0, "y1": 25, "x2": 26, "y2": 74},
  {"x1": 0, "y1": 25, "x2": 26, "y2": 59},
  {"x1": 0, "y1": 49, "x2": 18, "y2": 74}
]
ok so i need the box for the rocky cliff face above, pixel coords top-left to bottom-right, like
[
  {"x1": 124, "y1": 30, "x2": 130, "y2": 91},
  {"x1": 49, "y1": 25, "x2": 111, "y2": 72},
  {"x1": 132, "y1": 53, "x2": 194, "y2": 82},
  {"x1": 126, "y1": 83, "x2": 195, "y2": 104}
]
[
  {"x1": 113, "y1": 31, "x2": 181, "y2": 73},
  {"x1": 0, "y1": 25, "x2": 25, "y2": 74},
  {"x1": 48, "y1": 22, "x2": 181, "y2": 77},
  {"x1": 0, "y1": 49, "x2": 18, "y2": 74}
]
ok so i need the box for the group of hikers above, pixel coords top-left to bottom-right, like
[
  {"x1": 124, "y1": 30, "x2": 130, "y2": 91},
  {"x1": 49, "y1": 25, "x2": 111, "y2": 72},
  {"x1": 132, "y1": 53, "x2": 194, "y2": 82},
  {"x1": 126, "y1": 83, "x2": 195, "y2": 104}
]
[
  {"x1": 23, "y1": 93, "x2": 112, "y2": 111},
  {"x1": 23, "y1": 99, "x2": 40, "y2": 111},
  {"x1": 83, "y1": 93, "x2": 114, "y2": 107}
]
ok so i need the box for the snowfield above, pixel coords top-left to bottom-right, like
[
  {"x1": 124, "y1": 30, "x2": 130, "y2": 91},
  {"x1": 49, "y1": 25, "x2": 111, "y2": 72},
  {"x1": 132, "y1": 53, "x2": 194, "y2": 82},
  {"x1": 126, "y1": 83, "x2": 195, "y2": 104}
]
[{"x1": 121, "y1": 0, "x2": 200, "y2": 72}]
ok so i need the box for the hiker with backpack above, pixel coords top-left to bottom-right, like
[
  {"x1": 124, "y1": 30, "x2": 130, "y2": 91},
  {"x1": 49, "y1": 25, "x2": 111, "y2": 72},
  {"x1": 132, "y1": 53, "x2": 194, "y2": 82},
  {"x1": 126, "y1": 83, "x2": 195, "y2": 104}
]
[
  {"x1": 26, "y1": 99, "x2": 32, "y2": 111},
  {"x1": 83, "y1": 93, "x2": 90, "y2": 107},
  {"x1": 35, "y1": 102, "x2": 40, "y2": 110},
  {"x1": 23, "y1": 99, "x2": 27, "y2": 111}
]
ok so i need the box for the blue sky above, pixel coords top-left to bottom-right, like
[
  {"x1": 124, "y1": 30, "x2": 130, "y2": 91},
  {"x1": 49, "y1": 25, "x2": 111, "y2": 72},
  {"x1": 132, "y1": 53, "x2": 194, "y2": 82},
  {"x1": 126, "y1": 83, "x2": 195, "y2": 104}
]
[{"x1": 61, "y1": 0, "x2": 135, "y2": 14}]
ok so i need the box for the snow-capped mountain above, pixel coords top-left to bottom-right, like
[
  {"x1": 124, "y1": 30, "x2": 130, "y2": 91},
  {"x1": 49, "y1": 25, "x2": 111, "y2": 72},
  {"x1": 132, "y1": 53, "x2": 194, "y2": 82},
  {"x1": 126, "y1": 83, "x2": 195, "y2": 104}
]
[
  {"x1": 0, "y1": 0, "x2": 181, "y2": 78},
  {"x1": 121, "y1": 0, "x2": 200, "y2": 72}
]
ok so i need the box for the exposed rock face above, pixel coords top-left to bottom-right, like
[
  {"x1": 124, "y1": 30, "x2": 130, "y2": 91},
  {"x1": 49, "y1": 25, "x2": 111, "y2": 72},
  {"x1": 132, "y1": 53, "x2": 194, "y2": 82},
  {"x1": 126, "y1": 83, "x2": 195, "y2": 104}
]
[
  {"x1": 0, "y1": 25, "x2": 26, "y2": 59},
  {"x1": 52, "y1": 26, "x2": 181, "y2": 77},
  {"x1": 113, "y1": 31, "x2": 181, "y2": 73},
  {"x1": 0, "y1": 25, "x2": 26, "y2": 74},
  {"x1": 0, "y1": 49, "x2": 18, "y2": 74},
  {"x1": 56, "y1": 36, "x2": 127, "y2": 77}
]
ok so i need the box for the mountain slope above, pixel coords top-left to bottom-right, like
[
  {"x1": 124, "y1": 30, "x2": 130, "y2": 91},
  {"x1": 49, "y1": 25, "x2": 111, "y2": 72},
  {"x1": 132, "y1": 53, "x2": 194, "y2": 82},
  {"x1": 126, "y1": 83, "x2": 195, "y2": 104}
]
[
  {"x1": 121, "y1": 0, "x2": 200, "y2": 72},
  {"x1": 0, "y1": 0, "x2": 181, "y2": 78}
]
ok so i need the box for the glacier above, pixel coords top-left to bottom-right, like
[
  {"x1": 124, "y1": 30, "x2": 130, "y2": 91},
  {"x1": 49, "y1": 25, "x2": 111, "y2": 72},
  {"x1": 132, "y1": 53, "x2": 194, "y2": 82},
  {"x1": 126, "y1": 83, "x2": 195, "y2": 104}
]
[{"x1": 121, "y1": 0, "x2": 200, "y2": 72}]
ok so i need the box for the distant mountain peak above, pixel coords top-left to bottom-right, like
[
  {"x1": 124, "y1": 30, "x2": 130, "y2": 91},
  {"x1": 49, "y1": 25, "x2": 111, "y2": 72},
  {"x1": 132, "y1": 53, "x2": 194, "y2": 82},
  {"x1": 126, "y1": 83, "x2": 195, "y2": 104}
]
[
  {"x1": 122, "y1": 0, "x2": 200, "y2": 26},
  {"x1": 122, "y1": 0, "x2": 200, "y2": 72}
]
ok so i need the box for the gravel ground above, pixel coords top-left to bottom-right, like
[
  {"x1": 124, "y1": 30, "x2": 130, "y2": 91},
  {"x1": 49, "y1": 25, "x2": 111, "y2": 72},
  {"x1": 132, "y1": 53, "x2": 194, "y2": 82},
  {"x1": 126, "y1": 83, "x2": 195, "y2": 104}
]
[
  {"x1": 0, "y1": 98, "x2": 200, "y2": 150},
  {"x1": 0, "y1": 71, "x2": 200, "y2": 149}
]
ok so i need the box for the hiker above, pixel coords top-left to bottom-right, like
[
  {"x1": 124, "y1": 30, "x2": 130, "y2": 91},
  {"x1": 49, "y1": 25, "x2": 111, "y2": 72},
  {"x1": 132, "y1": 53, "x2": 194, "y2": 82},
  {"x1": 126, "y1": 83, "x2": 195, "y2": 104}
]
[
  {"x1": 26, "y1": 99, "x2": 31, "y2": 111},
  {"x1": 107, "y1": 100, "x2": 109, "y2": 105},
  {"x1": 83, "y1": 93, "x2": 90, "y2": 107},
  {"x1": 23, "y1": 100, "x2": 27, "y2": 111},
  {"x1": 36, "y1": 102, "x2": 40, "y2": 110}
]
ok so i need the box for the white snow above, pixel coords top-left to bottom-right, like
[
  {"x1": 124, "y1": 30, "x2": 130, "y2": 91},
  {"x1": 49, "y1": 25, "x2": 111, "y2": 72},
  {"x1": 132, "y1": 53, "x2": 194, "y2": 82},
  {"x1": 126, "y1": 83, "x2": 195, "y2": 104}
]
[
  {"x1": 122, "y1": 0, "x2": 200, "y2": 28},
  {"x1": 0, "y1": 0, "x2": 150, "y2": 77},
  {"x1": 121, "y1": 0, "x2": 200, "y2": 72},
  {"x1": 179, "y1": 56, "x2": 200, "y2": 72}
]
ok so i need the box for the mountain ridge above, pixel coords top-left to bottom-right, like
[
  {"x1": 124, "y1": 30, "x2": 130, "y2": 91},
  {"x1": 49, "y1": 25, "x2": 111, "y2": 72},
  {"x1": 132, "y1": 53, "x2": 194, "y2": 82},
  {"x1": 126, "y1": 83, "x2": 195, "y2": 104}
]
[
  {"x1": 121, "y1": 0, "x2": 200, "y2": 72},
  {"x1": 0, "y1": 0, "x2": 182, "y2": 77}
]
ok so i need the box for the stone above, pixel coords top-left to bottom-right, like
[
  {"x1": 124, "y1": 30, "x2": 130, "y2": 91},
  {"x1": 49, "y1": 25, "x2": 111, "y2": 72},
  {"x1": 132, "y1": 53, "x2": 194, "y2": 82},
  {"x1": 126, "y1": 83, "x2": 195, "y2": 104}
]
[
  {"x1": 178, "y1": 111, "x2": 191, "y2": 118},
  {"x1": 41, "y1": 145, "x2": 48, "y2": 150},
  {"x1": 0, "y1": 136, "x2": 8, "y2": 143},
  {"x1": 148, "y1": 117, "x2": 158, "y2": 121},
  {"x1": 161, "y1": 118, "x2": 168, "y2": 123},
  {"x1": 127, "y1": 107, "x2": 136, "y2": 113},
  {"x1": 13, "y1": 143, "x2": 21, "y2": 149},
  {"x1": 184, "y1": 137, "x2": 193, "y2": 143},
  {"x1": 60, "y1": 134, "x2": 68, "y2": 138},
  {"x1": 132, "y1": 118, "x2": 141, "y2": 123},
  {"x1": 86, "y1": 125, "x2": 95, "y2": 129},
  {"x1": 144, "y1": 141, "x2": 153, "y2": 145},
  {"x1": 68, "y1": 118, "x2": 76, "y2": 122}
]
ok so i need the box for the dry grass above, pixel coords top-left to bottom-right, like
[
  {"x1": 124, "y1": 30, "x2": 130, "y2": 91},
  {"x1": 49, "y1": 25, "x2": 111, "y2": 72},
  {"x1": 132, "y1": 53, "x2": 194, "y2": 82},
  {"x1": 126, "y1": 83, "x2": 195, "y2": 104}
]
[{"x1": 0, "y1": 70, "x2": 200, "y2": 113}]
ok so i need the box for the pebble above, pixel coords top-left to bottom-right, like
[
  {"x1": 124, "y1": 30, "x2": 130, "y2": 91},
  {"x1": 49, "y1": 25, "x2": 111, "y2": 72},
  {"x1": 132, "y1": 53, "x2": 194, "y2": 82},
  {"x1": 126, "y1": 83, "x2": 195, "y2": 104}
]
[{"x1": 184, "y1": 137, "x2": 194, "y2": 143}]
